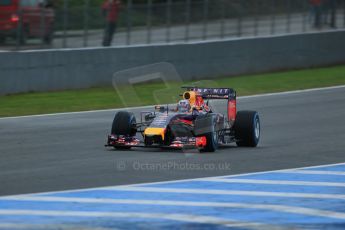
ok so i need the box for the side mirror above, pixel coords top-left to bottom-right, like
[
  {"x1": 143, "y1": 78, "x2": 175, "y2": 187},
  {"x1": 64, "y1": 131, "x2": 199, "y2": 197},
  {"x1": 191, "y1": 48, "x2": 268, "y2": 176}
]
[{"x1": 155, "y1": 105, "x2": 168, "y2": 113}]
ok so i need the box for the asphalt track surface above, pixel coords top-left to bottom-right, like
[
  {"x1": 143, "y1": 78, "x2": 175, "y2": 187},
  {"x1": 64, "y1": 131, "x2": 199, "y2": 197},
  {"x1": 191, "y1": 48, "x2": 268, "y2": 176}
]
[{"x1": 0, "y1": 86, "x2": 345, "y2": 197}]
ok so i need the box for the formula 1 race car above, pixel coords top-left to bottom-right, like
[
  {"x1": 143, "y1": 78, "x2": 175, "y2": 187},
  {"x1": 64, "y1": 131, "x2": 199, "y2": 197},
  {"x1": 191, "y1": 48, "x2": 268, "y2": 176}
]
[{"x1": 106, "y1": 87, "x2": 260, "y2": 152}]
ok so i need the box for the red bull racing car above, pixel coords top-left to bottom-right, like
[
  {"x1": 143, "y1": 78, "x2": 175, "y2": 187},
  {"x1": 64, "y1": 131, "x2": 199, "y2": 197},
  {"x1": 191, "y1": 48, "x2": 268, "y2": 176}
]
[{"x1": 106, "y1": 87, "x2": 260, "y2": 152}]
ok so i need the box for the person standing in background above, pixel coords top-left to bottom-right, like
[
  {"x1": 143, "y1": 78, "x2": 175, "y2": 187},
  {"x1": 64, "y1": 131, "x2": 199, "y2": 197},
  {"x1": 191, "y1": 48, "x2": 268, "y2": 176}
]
[
  {"x1": 327, "y1": 0, "x2": 337, "y2": 28},
  {"x1": 321, "y1": 0, "x2": 337, "y2": 28},
  {"x1": 309, "y1": 0, "x2": 322, "y2": 28},
  {"x1": 102, "y1": 0, "x2": 121, "y2": 47}
]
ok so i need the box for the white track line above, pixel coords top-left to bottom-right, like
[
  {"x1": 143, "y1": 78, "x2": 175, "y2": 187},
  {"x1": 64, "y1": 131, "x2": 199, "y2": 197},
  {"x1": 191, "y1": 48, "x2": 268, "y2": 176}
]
[
  {"x1": 0, "y1": 223, "x2": 113, "y2": 230},
  {"x1": 2, "y1": 197, "x2": 345, "y2": 220},
  {"x1": 237, "y1": 85, "x2": 345, "y2": 100},
  {"x1": 1, "y1": 162, "x2": 345, "y2": 199},
  {"x1": 281, "y1": 170, "x2": 345, "y2": 176},
  {"x1": 0, "y1": 105, "x2": 153, "y2": 120},
  {"x1": 103, "y1": 186, "x2": 345, "y2": 200},
  {"x1": 0, "y1": 210, "x2": 278, "y2": 230},
  {"x1": 0, "y1": 85, "x2": 344, "y2": 120},
  {"x1": 199, "y1": 178, "x2": 345, "y2": 187}
]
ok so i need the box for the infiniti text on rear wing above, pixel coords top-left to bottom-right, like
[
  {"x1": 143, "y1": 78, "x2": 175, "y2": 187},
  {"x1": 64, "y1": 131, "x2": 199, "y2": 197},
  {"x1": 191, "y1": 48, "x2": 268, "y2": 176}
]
[{"x1": 182, "y1": 87, "x2": 236, "y2": 100}]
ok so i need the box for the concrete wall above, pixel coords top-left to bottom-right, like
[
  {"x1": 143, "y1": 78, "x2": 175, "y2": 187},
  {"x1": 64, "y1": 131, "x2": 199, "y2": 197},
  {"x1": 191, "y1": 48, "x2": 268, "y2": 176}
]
[{"x1": 1, "y1": 30, "x2": 345, "y2": 95}]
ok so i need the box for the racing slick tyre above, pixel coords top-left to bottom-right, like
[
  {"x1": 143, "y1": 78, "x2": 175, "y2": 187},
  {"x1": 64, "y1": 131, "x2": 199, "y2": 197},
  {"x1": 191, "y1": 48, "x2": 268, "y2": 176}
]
[
  {"x1": 234, "y1": 111, "x2": 260, "y2": 147},
  {"x1": 200, "y1": 126, "x2": 219, "y2": 153},
  {"x1": 111, "y1": 111, "x2": 137, "y2": 149},
  {"x1": 202, "y1": 131, "x2": 218, "y2": 152}
]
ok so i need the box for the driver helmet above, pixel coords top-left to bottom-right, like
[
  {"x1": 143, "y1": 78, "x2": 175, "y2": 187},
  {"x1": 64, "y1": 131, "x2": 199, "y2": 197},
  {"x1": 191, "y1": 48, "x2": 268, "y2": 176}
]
[{"x1": 177, "y1": 99, "x2": 191, "y2": 113}]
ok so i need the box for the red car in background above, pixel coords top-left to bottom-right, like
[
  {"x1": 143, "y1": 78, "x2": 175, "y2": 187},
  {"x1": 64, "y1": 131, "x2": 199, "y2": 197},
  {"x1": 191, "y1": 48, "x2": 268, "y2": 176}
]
[{"x1": 0, "y1": 0, "x2": 55, "y2": 44}]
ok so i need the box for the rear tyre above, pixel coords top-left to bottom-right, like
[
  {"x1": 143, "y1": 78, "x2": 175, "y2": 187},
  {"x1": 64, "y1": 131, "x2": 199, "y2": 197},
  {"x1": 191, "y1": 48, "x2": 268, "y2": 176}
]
[
  {"x1": 234, "y1": 111, "x2": 260, "y2": 147},
  {"x1": 111, "y1": 111, "x2": 137, "y2": 150}
]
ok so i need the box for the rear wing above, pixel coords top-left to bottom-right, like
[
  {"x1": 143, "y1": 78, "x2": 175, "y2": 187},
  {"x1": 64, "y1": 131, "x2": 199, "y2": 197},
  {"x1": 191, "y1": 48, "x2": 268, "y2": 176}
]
[
  {"x1": 181, "y1": 87, "x2": 237, "y2": 123},
  {"x1": 181, "y1": 87, "x2": 236, "y2": 100}
]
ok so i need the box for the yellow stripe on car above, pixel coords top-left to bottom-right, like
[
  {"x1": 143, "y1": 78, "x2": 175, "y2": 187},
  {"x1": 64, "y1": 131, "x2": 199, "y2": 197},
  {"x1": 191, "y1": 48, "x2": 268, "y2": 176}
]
[{"x1": 144, "y1": 128, "x2": 165, "y2": 140}]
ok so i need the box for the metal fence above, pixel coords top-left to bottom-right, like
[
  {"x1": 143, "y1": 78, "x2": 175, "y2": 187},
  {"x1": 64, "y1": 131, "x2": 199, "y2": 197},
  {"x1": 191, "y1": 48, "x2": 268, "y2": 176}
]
[{"x1": 0, "y1": 0, "x2": 344, "y2": 51}]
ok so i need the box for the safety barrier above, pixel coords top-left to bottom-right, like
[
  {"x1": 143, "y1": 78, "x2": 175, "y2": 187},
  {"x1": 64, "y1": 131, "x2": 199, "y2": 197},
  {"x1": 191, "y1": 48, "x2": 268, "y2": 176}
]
[{"x1": 0, "y1": 30, "x2": 344, "y2": 95}]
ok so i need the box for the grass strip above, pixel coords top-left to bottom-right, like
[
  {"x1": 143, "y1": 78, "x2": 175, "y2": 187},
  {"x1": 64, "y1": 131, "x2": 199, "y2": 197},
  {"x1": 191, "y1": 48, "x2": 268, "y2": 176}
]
[{"x1": 1, "y1": 65, "x2": 344, "y2": 117}]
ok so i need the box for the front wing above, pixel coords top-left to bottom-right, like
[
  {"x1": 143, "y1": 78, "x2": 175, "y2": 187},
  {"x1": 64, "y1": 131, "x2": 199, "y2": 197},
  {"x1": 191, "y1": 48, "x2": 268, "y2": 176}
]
[{"x1": 105, "y1": 133, "x2": 235, "y2": 150}]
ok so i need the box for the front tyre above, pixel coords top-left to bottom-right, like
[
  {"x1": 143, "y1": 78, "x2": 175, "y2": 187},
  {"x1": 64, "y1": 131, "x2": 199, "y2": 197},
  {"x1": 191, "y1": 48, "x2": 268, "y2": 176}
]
[
  {"x1": 200, "y1": 127, "x2": 218, "y2": 153},
  {"x1": 111, "y1": 111, "x2": 137, "y2": 136},
  {"x1": 234, "y1": 111, "x2": 260, "y2": 147},
  {"x1": 111, "y1": 111, "x2": 137, "y2": 150}
]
